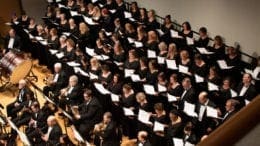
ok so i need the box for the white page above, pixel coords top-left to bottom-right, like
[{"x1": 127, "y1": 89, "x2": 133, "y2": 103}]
[
  {"x1": 94, "y1": 83, "x2": 111, "y2": 95},
  {"x1": 127, "y1": 37, "x2": 135, "y2": 44},
  {"x1": 186, "y1": 37, "x2": 194, "y2": 45},
  {"x1": 134, "y1": 41, "x2": 143, "y2": 48},
  {"x1": 89, "y1": 72, "x2": 98, "y2": 80},
  {"x1": 217, "y1": 60, "x2": 234, "y2": 70},
  {"x1": 111, "y1": 94, "x2": 120, "y2": 102},
  {"x1": 124, "y1": 11, "x2": 132, "y2": 18},
  {"x1": 58, "y1": 4, "x2": 66, "y2": 8},
  {"x1": 35, "y1": 36, "x2": 44, "y2": 41},
  {"x1": 124, "y1": 69, "x2": 135, "y2": 78},
  {"x1": 123, "y1": 107, "x2": 135, "y2": 116},
  {"x1": 196, "y1": 47, "x2": 214, "y2": 55},
  {"x1": 56, "y1": 52, "x2": 64, "y2": 59},
  {"x1": 143, "y1": 84, "x2": 156, "y2": 95},
  {"x1": 206, "y1": 106, "x2": 218, "y2": 118},
  {"x1": 157, "y1": 56, "x2": 165, "y2": 64},
  {"x1": 83, "y1": 16, "x2": 98, "y2": 25},
  {"x1": 104, "y1": 31, "x2": 112, "y2": 36},
  {"x1": 29, "y1": 34, "x2": 35, "y2": 39},
  {"x1": 67, "y1": 61, "x2": 81, "y2": 67},
  {"x1": 156, "y1": 29, "x2": 164, "y2": 36},
  {"x1": 113, "y1": 61, "x2": 124, "y2": 66},
  {"x1": 166, "y1": 59, "x2": 178, "y2": 70},
  {"x1": 23, "y1": 29, "x2": 29, "y2": 34},
  {"x1": 99, "y1": 3, "x2": 104, "y2": 8},
  {"x1": 77, "y1": 68, "x2": 89, "y2": 77},
  {"x1": 56, "y1": 0, "x2": 62, "y2": 2},
  {"x1": 184, "y1": 101, "x2": 198, "y2": 117},
  {"x1": 129, "y1": 18, "x2": 136, "y2": 22},
  {"x1": 92, "y1": 0, "x2": 98, "y2": 3},
  {"x1": 63, "y1": 32, "x2": 71, "y2": 36},
  {"x1": 245, "y1": 99, "x2": 250, "y2": 105},
  {"x1": 138, "y1": 109, "x2": 152, "y2": 125},
  {"x1": 131, "y1": 74, "x2": 141, "y2": 82},
  {"x1": 158, "y1": 84, "x2": 167, "y2": 92},
  {"x1": 147, "y1": 50, "x2": 156, "y2": 58},
  {"x1": 85, "y1": 47, "x2": 96, "y2": 56},
  {"x1": 39, "y1": 40, "x2": 48, "y2": 46},
  {"x1": 253, "y1": 67, "x2": 260, "y2": 80},
  {"x1": 70, "y1": 11, "x2": 80, "y2": 16},
  {"x1": 170, "y1": 30, "x2": 180, "y2": 38},
  {"x1": 71, "y1": 126, "x2": 85, "y2": 143},
  {"x1": 109, "y1": 9, "x2": 116, "y2": 14},
  {"x1": 194, "y1": 74, "x2": 204, "y2": 83},
  {"x1": 208, "y1": 82, "x2": 219, "y2": 91},
  {"x1": 153, "y1": 121, "x2": 165, "y2": 132},
  {"x1": 101, "y1": 54, "x2": 109, "y2": 60},
  {"x1": 167, "y1": 93, "x2": 178, "y2": 102},
  {"x1": 173, "y1": 138, "x2": 184, "y2": 146},
  {"x1": 179, "y1": 65, "x2": 189, "y2": 75},
  {"x1": 230, "y1": 89, "x2": 238, "y2": 98},
  {"x1": 14, "y1": 21, "x2": 19, "y2": 25},
  {"x1": 49, "y1": 49, "x2": 58, "y2": 55}
]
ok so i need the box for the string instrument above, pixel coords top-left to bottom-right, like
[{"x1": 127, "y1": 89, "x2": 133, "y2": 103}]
[{"x1": 43, "y1": 74, "x2": 54, "y2": 86}]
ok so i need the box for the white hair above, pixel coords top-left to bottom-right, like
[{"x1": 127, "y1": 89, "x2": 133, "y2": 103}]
[{"x1": 54, "y1": 62, "x2": 62, "y2": 68}]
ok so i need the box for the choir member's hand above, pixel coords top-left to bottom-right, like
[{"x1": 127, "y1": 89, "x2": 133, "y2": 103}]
[
  {"x1": 75, "y1": 114, "x2": 81, "y2": 119},
  {"x1": 14, "y1": 102, "x2": 20, "y2": 107},
  {"x1": 41, "y1": 135, "x2": 48, "y2": 142}
]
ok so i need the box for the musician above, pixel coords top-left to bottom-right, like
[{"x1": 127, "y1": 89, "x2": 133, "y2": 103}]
[
  {"x1": 58, "y1": 75, "x2": 82, "y2": 111},
  {"x1": 3, "y1": 28, "x2": 21, "y2": 54},
  {"x1": 94, "y1": 112, "x2": 120, "y2": 146},
  {"x1": 43, "y1": 63, "x2": 67, "y2": 97},
  {"x1": 222, "y1": 99, "x2": 239, "y2": 123},
  {"x1": 41, "y1": 115, "x2": 62, "y2": 145},
  {"x1": 26, "y1": 102, "x2": 48, "y2": 144},
  {"x1": 6, "y1": 79, "x2": 32, "y2": 119},
  {"x1": 236, "y1": 73, "x2": 257, "y2": 101},
  {"x1": 136, "y1": 131, "x2": 152, "y2": 146},
  {"x1": 178, "y1": 77, "x2": 197, "y2": 109},
  {"x1": 73, "y1": 88, "x2": 103, "y2": 141}
]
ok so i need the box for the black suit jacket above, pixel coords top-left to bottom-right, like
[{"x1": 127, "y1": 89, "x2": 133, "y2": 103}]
[
  {"x1": 53, "y1": 71, "x2": 67, "y2": 91},
  {"x1": 67, "y1": 85, "x2": 82, "y2": 105},
  {"x1": 47, "y1": 124, "x2": 62, "y2": 145},
  {"x1": 79, "y1": 97, "x2": 102, "y2": 126},
  {"x1": 96, "y1": 121, "x2": 120, "y2": 146},
  {"x1": 4, "y1": 35, "x2": 22, "y2": 52},
  {"x1": 16, "y1": 87, "x2": 31, "y2": 103},
  {"x1": 236, "y1": 83, "x2": 257, "y2": 101},
  {"x1": 179, "y1": 87, "x2": 197, "y2": 109}
]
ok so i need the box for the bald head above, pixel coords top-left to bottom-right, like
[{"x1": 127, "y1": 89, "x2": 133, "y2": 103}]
[
  {"x1": 47, "y1": 115, "x2": 57, "y2": 126},
  {"x1": 18, "y1": 79, "x2": 27, "y2": 89},
  {"x1": 199, "y1": 91, "x2": 208, "y2": 104}
]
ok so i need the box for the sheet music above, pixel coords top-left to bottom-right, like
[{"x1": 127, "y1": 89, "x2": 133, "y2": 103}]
[
  {"x1": 217, "y1": 60, "x2": 234, "y2": 70},
  {"x1": 131, "y1": 74, "x2": 141, "y2": 82},
  {"x1": 85, "y1": 47, "x2": 97, "y2": 56},
  {"x1": 35, "y1": 36, "x2": 44, "y2": 41},
  {"x1": 94, "y1": 83, "x2": 111, "y2": 95},
  {"x1": 111, "y1": 94, "x2": 120, "y2": 102},
  {"x1": 56, "y1": 52, "x2": 64, "y2": 59},
  {"x1": 195, "y1": 74, "x2": 204, "y2": 83},
  {"x1": 196, "y1": 47, "x2": 214, "y2": 55},
  {"x1": 179, "y1": 65, "x2": 190, "y2": 75},
  {"x1": 99, "y1": 3, "x2": 104, "y2": 8},
  {"x1": 245, "y1": 99, "x2": 250, "y2": 105},
  {"x1": 39, "y1": 40, "x2": 48, "y2": 46},
  {"x1": 76, "y1": 68, "x2": 89, "y2": 77},
  {"x1": 124, "y1": 69, "x2": 135, "y2": 78},
  {"x1": 83, "y1": 16, "x2": 98, "y2": 25},
  {"x1": 49, "y1": 49, "x2": 59, "y2": 55},
  {"x1": 153, "y1": 121, "x2": 165, "y2": 132},
  {"x1": 170, "y1": 30, "x2": 181, "y2": 38},
  {"x1": 67, "y1": 61, "x2": 81, "y2": 67},
  {"x1": 70, "y1": 11, "x2": 80, "y2": 16},
  {"x1": 58, "y1": 4, "x2": 67, "y2": 9},
  {"x1": 29, "y1": 34, "x2": 35, "y2": 39},
  {"x1": 62, "y1": 32, "x2": 71, "y2": 36},
  {"x1": 124, "y1": 11, "x2": 132, "y2": 18},
  {"x1": 127, "y1": 37, "x2": 135, "y2": 44},
  {"x1": 173, "y1": 138, "x2": 184, "y2": 146},
  {"x1": 158, "y1": 84, "x2": 167, "y2": 92},
  {"x1": 245, "y1": 67, "x2": 260, "y2": 80},
  {"x1": 167, "y1": 93, "x2": 178, "y2": 102},
  {"x1": 23, "y1": 29, "x2": 29, "y2": 34},
  {"x1": 156, "y1": 29, "x2": 164, "y2": 36},
  {"x1": 92, "y1": 0, "x2": 98, "y2": 3},
  {"x1": 89, "y1": 72, "x2": 98, "y2": 80},
  {"x1": 166, "y1": 59, "x2": 178, "y2": 70},
  {"x1": 206, "y1": 106, "x2": 219, "y2": 118},
  {"x1": 138, "y1": 109, "x2": 152, "y2": 125},
  {"x1": 184, "y1": 101, "x2": 198, "y2": 117},
  {"x1": 186, "y1": 37, "x2": 194, "y2": 45},
  {"x1": 208, "y1": 82, "x2": 219, "y2": 91},
  {"x1": 134, "y1": 41, "x2": 143, "y2": 48},
  {"x1": 109, "y1": 9, "x2": 116, "y2": 14},
  {"x1": 128, "y1": 18, "x2": 136, "y2": 22},
  {"x1": 114, "y1": 61, "x2": 124, "y2": 66},
  {"x1": 123, "y1": 107, "x2": 135, "y2": 116},
  {"x1": 147, "y1": 50, "x2": 156, "y2": 58},
  {"x1": 143, "y1": 84, "x2": 156, "y2": 95},
  {"x1": 95, "y1": 54, "x2": 109, "y2": 61}
]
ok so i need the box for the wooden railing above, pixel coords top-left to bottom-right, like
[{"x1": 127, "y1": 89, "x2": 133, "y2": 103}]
[{"x1": 198, "y1": 95, "x2": 260, "y2": 146}]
